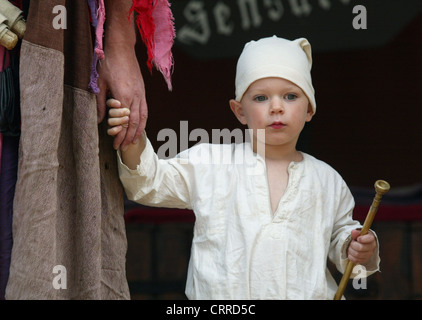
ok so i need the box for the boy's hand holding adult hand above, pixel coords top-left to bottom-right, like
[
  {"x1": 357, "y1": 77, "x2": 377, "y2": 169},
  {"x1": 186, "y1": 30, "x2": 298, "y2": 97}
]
[{"x1": 107, "y1": 98, "x2": 131, "y2": 150}]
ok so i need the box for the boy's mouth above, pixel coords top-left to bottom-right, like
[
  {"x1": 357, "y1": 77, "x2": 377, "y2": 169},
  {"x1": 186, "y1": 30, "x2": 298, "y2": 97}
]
[{"x1": 270, "y1": 121, "x2": 286, "y2": 129}]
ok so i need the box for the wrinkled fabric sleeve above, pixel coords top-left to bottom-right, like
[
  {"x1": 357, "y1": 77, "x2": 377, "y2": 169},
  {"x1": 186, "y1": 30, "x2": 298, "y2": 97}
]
[
  {"x1": 328, "y1": 180, "x2": 381, "y2": 277},
  {"x1": 117, "y1": 133, "x2": 193, "y2": 209}
]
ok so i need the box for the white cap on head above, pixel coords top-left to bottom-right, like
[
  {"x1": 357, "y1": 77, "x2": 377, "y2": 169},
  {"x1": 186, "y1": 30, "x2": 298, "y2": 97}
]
[{"x1": 235, "y1": 35, "x2": 316, "y2": 114}]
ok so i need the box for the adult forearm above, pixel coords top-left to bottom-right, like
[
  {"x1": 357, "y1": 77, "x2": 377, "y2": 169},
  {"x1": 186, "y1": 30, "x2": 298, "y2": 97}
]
[{"x1": 104, "y1": 0, "x2": 136, "y2": 48}]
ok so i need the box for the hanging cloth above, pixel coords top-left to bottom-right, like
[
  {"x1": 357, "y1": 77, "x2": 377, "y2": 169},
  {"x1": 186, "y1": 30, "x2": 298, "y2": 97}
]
[
  {"x1": 0, "y1": 134, "x2": 18, "y2": 300},
  {"x1": 129, "y1": 0, "x2": 175, "y2": 90},
  {"x1": 87, "y1": 0, "x2": 105, "y2": 94},
  {"x1": 0, "y1": 46, "x2": 20, "y2": 137}
]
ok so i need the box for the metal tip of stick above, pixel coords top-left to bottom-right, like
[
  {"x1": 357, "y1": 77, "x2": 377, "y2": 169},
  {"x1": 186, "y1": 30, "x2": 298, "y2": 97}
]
[{"x1": 374, "y1": 180, "x2": 390, "y2": 195}]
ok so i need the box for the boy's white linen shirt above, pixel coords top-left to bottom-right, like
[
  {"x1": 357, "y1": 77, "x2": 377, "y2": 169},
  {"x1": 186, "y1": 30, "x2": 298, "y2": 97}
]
[{"x1": 118, "y1": 135, "x2": 380, "y2": 300}]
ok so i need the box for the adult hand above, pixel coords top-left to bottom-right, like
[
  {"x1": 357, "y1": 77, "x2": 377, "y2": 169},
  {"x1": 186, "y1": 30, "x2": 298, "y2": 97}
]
[{"x1": 97, "y1": 44, "x2": 147, "y2": 151}]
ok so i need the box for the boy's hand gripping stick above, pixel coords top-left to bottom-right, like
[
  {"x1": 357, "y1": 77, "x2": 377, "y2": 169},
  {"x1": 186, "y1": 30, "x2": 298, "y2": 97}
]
[{"x1": 333, "y1": 180, "x2": 390, "y2": 300}]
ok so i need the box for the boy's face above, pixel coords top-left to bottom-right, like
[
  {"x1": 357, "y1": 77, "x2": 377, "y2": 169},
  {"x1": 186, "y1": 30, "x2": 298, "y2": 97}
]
[{"x1": 230, "y1": 77, "x2": 313, "y2": 151}]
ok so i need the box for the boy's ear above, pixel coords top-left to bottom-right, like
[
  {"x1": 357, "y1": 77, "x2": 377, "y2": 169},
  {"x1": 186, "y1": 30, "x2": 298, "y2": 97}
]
[
  {"x1": 229, "y1": 99, "x2": 247, "y2": 125},
  {"x1": 306, "y1": 103, "x2": 314, "y2": 122}
]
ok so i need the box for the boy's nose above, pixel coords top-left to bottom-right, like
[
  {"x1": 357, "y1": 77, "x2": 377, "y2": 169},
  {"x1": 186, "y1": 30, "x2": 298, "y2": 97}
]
[{"x1": 270, "y1": 98, "x2": 284, "y2": 114}]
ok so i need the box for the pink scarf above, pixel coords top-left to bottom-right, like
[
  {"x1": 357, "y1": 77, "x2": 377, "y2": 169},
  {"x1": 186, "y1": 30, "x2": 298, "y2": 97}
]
[{"x1": 129, "y1": 0, "x2": 175, "y2": 90}]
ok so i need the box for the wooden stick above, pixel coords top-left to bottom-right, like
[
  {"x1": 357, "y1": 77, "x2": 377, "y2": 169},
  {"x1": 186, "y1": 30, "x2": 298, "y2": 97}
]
[{"x1": 333, "y1": 180, "x2": 390, "y2": 300}]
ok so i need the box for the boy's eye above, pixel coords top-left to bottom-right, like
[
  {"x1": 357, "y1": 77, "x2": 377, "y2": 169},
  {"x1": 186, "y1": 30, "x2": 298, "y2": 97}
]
[
  {"x1": 254, "y1": 95, "x2": 267, "y2": 102},
  {"x1": 285, "y1": 93, "x2": 297, "y2": 101}
]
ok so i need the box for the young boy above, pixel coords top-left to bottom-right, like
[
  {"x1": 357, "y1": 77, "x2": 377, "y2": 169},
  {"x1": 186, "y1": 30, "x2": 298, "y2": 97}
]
[{"x1": 107, "y1": 36, "x2": 380, "y2": 299}]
